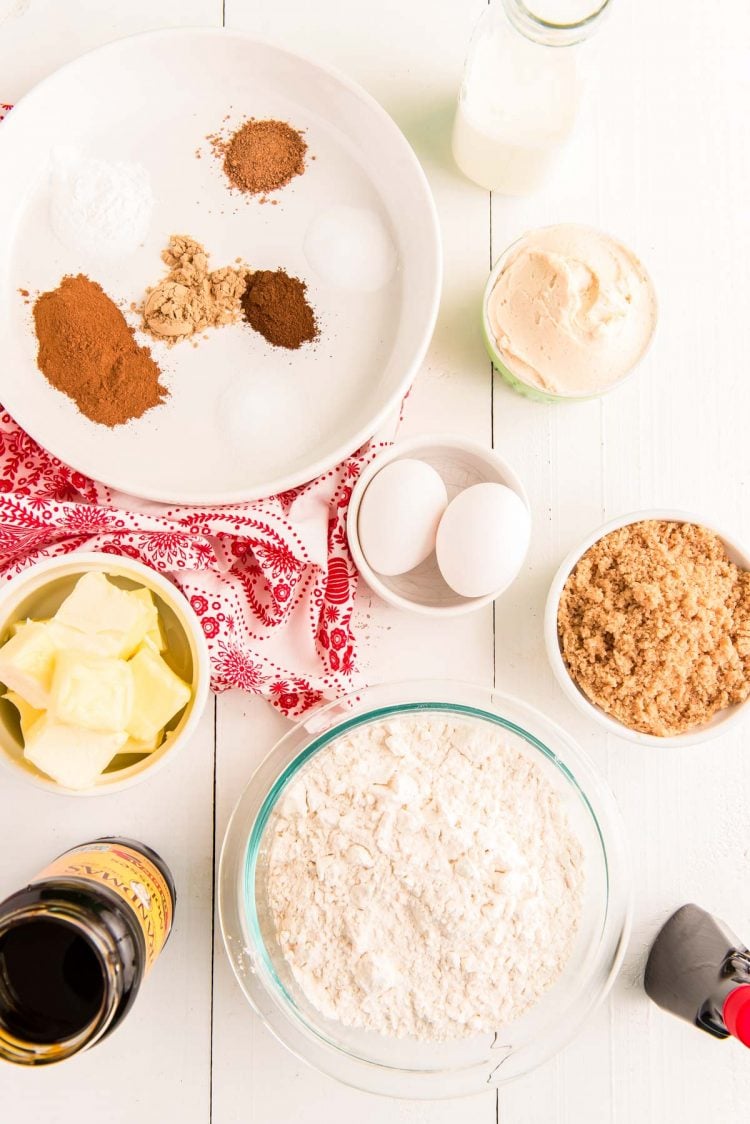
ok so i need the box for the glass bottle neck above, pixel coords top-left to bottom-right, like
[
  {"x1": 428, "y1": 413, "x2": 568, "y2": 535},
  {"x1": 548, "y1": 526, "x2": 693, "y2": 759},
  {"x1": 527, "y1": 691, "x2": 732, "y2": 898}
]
[
  {"x1": 0, "y1": 902, "x2": 122, "y2": 1066},
  {"x1": 502, "y1": 0, "x2": 612, "y2": 47}
]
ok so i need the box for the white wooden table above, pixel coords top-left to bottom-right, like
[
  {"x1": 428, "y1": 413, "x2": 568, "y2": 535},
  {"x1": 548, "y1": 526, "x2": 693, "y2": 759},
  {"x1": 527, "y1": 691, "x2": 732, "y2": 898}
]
[{"x1": 1, "y1": 1, "x2": 749, "y2": 1119}]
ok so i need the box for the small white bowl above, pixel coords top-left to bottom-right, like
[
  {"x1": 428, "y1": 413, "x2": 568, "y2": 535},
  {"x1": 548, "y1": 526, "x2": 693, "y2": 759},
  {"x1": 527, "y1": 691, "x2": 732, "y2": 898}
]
[
  {"x1": 544, "y1": 510, "x2": 750, "y2": 747},
  {"x1": 347, "y1": 434, "x2": 531, "y2": 616},
  {"x1": 0, "y1": 551, "x2": 210, "y2": 795}
]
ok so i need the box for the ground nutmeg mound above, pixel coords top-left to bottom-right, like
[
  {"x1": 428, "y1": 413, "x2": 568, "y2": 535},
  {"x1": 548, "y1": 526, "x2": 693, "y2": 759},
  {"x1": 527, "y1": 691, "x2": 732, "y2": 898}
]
[
  {"x1": 33, "y1": 274, "x2": 166, "y2": 427},
  {"x1": 241, "y1": 268, "x2": 318, "y2": 349},
  {"x1": 557, "y1": 520, "x2": 750, "y2": 736},
  {"x1": 216, "y1": 118, "x2": 307, "y2": 196}
]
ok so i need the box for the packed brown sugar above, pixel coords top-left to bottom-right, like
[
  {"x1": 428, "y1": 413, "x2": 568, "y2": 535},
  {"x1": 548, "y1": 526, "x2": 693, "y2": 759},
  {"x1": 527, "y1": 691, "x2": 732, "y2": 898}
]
[{"x1": 557, "y1": 520, "x2": 750, "y2": 736}]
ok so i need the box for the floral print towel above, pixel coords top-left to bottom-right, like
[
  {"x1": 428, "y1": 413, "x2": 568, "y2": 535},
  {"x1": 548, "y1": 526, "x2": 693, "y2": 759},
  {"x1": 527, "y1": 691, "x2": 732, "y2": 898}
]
[{"x1": 0, "y1": 409, "x2": 378, "y2": 717}]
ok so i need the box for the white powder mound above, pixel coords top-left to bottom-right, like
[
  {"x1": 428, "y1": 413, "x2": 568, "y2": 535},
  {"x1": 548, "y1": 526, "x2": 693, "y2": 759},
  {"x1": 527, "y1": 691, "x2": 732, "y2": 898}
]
[
  {"x1": 50, "y1": 148, "x2": 153, "y2": 257},
  {"x1": 266, "y1": 713, "x2": 585, "y2": 1041},
  {"x1": 304, "y1": 204, "x2": 397, "y2": 293}
]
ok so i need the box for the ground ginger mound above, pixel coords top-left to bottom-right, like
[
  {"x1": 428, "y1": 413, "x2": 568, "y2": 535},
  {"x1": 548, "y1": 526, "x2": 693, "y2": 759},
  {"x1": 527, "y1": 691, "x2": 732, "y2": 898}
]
[
  {"x1": 557, "y1": 521, "x2": 750, "y2": 736},
  {"x1": 143, "y1": 234, "x2": 246, "y2": 343},
  {"x1": 33, "y1": 274, "x2": 166, "y2": 427}
]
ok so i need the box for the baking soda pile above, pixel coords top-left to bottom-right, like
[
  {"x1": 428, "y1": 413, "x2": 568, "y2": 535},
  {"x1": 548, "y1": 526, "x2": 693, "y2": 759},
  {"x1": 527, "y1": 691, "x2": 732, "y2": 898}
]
[
  {"x1": 266, "y1": 713, "x2": 585, "y2": 1041},
  {"x1": 50, "y1": 150, "x2": 153, "y2": 256}
]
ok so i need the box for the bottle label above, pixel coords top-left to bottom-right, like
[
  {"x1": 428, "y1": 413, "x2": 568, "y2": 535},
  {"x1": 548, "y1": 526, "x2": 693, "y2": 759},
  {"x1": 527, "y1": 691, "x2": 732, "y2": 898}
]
[{"x1": 33, "y1": 843, "x2": 174, "y2": 972}]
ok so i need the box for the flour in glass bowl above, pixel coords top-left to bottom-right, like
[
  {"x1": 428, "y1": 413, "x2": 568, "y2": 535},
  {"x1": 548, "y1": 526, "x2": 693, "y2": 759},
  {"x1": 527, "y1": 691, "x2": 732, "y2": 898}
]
[{"x1": 266, "y1": 712, "x2": 585, "y2": 1041}]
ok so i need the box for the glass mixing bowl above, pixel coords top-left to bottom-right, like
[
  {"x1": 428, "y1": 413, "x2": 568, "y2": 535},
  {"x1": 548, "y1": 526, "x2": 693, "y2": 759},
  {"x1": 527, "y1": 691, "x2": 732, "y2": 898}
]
[{"x1": 219, "y1": 681, "x2": 631, "y2": 1098}]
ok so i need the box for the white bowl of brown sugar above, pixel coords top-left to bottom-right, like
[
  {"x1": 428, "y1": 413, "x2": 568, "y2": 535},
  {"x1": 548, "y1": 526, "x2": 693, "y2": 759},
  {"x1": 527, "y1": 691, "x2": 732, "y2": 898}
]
[{"x1": 544, "y1": 511, "x2": 750, "y2": 747}]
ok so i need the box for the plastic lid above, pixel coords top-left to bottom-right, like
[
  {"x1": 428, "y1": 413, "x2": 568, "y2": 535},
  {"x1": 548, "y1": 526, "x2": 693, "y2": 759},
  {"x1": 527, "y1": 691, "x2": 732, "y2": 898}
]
[{"x1": 723, "y1": 986, "x2": 750, "y2": 1046}]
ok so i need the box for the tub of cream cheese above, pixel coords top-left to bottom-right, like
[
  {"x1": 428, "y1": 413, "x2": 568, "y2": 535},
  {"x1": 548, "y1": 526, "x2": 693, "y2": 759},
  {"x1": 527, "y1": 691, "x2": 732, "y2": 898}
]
[{"x1": 482, "y1": 224, "x2": 657, "y2": 402}]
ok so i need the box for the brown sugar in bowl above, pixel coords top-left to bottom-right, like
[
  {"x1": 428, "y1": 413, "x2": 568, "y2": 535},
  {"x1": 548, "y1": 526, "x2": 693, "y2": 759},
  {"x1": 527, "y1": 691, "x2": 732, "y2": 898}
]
[{"x1": 544, "y1": 510, "x2": 750, "y2": 747}]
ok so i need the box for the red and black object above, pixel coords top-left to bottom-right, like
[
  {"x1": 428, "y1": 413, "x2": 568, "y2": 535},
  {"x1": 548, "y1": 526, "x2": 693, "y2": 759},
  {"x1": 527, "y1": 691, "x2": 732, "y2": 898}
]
[
  {"x1": 645, "y1": 903, "x2": 750, "y2": 1046},
  {"x1": 722, "y1": 984, "x2": 750, "y2": 1046}
]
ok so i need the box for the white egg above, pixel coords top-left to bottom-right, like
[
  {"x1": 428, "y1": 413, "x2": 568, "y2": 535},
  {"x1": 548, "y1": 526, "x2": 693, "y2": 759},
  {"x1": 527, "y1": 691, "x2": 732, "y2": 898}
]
[
  {"x1": 357, "y1": 459, "x2": 449, "y2": 577},
  {"x1": 436, "y1": 483, "x2": 531, "y2": 599}
]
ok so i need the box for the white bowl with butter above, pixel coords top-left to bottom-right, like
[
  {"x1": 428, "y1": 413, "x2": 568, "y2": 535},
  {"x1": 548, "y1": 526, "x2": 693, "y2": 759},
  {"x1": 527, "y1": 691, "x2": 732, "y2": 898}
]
[
  {"x1": 0, "y1": 552, "x2": 209, "y2": 795},
  {"x1": 483, "y1": 224, "x2": 658, "y2": 403}
]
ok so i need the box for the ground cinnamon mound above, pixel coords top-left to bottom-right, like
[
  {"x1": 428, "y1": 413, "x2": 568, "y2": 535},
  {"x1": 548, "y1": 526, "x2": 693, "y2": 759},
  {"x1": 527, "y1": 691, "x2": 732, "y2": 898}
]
[
  {"x1": 33, "y1": 274, "x2": 166, "y2": 427},
  {"x1": 557, "y1": 521, "x2": 750, "y2": 736},
  {"x1": 221, "y1": 118, "x2": 307, "y2": 195},
  {"x1": 241, "y1": 269, "x2": 318, "y2": 349}
]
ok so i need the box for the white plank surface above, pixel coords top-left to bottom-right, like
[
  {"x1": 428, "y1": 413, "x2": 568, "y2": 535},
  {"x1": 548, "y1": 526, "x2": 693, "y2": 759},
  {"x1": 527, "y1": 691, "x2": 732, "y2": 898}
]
[{"x1": 1, "y1": 1, "x2": 749, "y2": 1121}]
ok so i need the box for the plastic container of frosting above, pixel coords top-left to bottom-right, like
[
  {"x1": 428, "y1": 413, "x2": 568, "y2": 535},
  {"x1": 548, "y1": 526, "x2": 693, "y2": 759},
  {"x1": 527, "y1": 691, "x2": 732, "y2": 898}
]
[{"x1": 482, "y1": 224, "x2": 658, "y2": 403}]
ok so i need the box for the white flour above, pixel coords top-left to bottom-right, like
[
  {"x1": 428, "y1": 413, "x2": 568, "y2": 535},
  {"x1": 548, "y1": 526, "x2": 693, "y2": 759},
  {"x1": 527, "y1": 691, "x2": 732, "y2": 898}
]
[
  {"x1": 50, "y1": 148, "x2": 153, "y2": 257},
  {"x1": 266, "y1": 712, "x2": 585, "y2": 1041}
]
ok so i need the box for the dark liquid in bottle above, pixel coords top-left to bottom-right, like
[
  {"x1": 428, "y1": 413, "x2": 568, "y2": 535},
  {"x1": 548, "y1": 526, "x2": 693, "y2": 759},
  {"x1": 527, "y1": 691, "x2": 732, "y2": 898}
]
[
  {"x1": 0, "y1": 838, "x2": 176, "y2": 1065},
  {"x1": 0, "y1": 919, "x2": 105, "y2": 1043}
]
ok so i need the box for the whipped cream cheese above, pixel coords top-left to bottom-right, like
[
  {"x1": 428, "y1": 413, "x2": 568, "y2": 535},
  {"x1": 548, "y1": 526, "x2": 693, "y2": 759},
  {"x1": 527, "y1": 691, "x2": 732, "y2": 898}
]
[{"x1": 487, "y1": 224, "x2": 657, "y2": 396}]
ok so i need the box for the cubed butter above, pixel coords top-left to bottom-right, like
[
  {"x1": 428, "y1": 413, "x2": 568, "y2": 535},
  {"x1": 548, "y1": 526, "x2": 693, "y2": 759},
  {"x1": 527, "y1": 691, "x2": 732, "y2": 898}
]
[
  {"x1": 10, "y1": 618, "x2": 49, "y2": 638},
  {"x1": 23, "y1": 715, "x2": 127, "y2": 790},
  {"x1": 129, "y1": 587, "x2": 165, "y2": 652},
  {"x1": 0, "y1": 621, "x2": 57, "y2": 709},
  {"x1": 127, "y1": 645, "x2": 191, "y2": 743},
  {"x1": 3, "y1": 690, "x2": 43, "y2": 737},
  {"x1": 52, "y1": 572, "x2": 156, "y2": 659},
  {"x1": 50, "y1": 651, "x2": 133, "y2": 733},
  {"x1": 122, "y1": 729, "x2": 164, "y2": 755}
]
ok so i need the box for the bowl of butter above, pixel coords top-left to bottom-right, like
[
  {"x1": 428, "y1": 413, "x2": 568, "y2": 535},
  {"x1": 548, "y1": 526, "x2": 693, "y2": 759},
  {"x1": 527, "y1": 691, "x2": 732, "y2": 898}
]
[{"x1": 0, "y1": 552, "x2": 209, "y2": 795}]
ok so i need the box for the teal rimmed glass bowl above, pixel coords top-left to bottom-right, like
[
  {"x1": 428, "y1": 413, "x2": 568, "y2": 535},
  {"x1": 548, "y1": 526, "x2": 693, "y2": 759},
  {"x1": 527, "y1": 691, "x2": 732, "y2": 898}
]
[{"x1": 218, "y1": 681, "x2": 630, "y2": 1099}]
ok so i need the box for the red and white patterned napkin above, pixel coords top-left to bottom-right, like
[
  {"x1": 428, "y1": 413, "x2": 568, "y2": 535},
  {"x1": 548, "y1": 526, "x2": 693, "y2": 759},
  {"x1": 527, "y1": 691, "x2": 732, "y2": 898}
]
[{"x1": 0, "y1": 102, "x2": 385, "y2": 719}]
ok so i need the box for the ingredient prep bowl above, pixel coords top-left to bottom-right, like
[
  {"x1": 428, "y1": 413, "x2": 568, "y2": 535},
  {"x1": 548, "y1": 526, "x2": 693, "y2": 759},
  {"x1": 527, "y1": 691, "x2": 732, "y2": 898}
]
[
  {"x1": 347, "y1": 435, "x2": 531, "y2": 615},
  {"x1": 0, "y1": 552, "x2": 209, "y2": 794},
  {"x1": 545, "y1": 510, "x2": 750, "y2": 746},
  {"x1": 219, "y1": 681, "x2": 630, "y2": 1098}
]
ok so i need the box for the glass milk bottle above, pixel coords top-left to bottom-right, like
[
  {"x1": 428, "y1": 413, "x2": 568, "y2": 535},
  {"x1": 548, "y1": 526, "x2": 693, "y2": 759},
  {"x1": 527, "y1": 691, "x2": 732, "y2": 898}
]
[{"x1": 452, "y1": 0, "x2": 612, "y2": 195}]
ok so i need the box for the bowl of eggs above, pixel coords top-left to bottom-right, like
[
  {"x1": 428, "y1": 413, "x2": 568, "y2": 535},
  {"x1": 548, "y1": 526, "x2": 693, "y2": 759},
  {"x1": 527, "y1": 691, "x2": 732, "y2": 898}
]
[{"x1": 347, "y1": 435, "x2": 531, "y2": 615}]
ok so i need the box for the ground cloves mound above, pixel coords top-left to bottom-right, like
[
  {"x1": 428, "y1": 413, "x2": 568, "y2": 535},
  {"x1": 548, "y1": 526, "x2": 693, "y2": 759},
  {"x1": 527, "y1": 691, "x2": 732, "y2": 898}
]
[
  {"x1": 219, "y1": 118, "x2": 307, "y2": 196},
  {"x1": 33, "y1": 274, "x2": 166, "y2": 427},
  {"x1": 242, "y1": 269, "x2": 318, "y2": 350},
  {"x1": 557, "y1": 520, "x2": 750, "y2": 736}
]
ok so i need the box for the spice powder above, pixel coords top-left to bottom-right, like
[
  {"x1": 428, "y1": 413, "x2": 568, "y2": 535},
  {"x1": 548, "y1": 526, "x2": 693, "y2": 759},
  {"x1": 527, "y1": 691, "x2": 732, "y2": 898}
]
[
  {"x1": 215, "y1": 118, "x2": 307, "y2": 197},
  {"x1": 143, "y1": 234, "x2": 246, "y2": 343},
  {"x1": 241, "y1": 269, "x2": 318, "y2": 350},
  {"x1": 33, "y1": 274, "x2": 166, "y2": 427}
]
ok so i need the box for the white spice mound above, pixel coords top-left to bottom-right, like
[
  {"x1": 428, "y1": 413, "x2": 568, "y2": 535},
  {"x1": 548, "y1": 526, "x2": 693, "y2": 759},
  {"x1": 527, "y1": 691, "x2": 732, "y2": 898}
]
[
  {"x1": 266, "y1": 713, "x2": 585, "y2": 1041},
  {"x1": 50, "y1": 148, "x2": 153, "y2": 257}
]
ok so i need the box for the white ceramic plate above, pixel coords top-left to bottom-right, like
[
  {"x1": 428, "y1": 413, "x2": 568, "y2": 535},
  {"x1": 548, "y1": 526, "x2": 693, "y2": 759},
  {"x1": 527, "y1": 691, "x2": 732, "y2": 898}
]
[{"x1": 0, "y1": 29, "x2": 441, "y2": 504}]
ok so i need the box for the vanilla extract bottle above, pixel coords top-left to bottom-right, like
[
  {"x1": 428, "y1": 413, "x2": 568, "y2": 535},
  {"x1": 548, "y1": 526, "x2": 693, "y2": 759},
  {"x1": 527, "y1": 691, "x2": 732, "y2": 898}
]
[{"x1": 0, "y1": 837, "x2": 175, "y2": 1065}]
